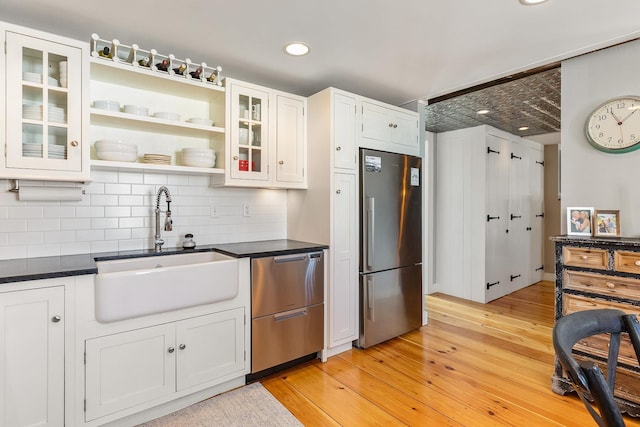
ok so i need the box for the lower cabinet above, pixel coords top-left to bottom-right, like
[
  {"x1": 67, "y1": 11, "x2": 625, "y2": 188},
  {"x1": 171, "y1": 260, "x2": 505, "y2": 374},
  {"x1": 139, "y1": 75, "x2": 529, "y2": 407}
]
[
  {"x1": 84, "y1": 308, "x2": 245, "y2": 422},
  {"x1": 0, "y1": 286, "x2": 65, "y2": 427}
]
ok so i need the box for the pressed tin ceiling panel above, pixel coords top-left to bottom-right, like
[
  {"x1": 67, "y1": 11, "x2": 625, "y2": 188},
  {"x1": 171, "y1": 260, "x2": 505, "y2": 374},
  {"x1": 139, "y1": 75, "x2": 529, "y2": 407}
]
[{"x1": 424, "y1": 67, "x2": 561, "y2": 137}]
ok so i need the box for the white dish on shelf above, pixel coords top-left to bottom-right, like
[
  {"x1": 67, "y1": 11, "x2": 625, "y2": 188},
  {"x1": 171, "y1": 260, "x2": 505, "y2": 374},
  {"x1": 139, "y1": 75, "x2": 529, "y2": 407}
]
[
  {"x1": 182, "y1": 148, "x2": 216, "y2": 168},
  {"x1": 123, "y1": 105, "x2": 149, "y2": 116},
  {"x1": 95, "y1": 151, "x2": 138, "y2": 162},
  {"x1": 48, "y1": 77, "x2": 59, "y2": 87},
  {"x1": 187, "y1": 117, "x2": 214, "y2": 126},
  {"x1": 93, "y1": 100, "x2": 121, "y2": 112},
  {"x1": 95, "y1": 139, "x2": 137, "y2": 153},
  {"x1": 23, "y1": 72, "x2": 41, "y2": 83},
  {"x1": 153, "y1": 112, "x2": 180, "y2": 121}
]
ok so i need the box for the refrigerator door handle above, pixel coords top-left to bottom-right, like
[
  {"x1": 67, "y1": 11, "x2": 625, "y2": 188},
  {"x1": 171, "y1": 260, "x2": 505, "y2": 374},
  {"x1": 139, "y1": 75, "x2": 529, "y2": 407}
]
[
  {"x1": 366, "y1": 276, "x2": 375, "y2": 322},
  {"x1": 366, "y1": 196, "x2": 375, "y2": 269}
]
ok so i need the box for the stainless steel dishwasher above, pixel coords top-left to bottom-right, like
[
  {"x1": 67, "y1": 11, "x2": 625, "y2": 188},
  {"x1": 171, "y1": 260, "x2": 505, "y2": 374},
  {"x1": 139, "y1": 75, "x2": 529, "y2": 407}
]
[{"x1": 250, "y1": 251, "x2": 324, "y2": 374}]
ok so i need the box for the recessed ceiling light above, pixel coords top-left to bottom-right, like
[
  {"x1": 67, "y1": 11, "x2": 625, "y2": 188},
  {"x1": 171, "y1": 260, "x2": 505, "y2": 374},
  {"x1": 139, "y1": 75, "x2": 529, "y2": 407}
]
[
  {"x1": 284, "y1": 42, "x2": 310, "y2": 56},
  {"x1": 477, "y1": 109, "x2": 490, "y2": 115},
  {"x1": 518, "y1": 126, "x2": 530, "y2": 131},
  {"x1": 519, "y1": 0, "x2": 548, "y2": 5}
]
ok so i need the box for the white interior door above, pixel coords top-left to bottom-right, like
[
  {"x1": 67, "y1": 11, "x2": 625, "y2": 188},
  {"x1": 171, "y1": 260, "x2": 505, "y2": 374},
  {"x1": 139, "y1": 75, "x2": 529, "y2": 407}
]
[
  {"x1": 507, "y1": 140, "x2": 530, "y2": 293},
  {"x1": 529, "y1": 145, "x2": 545, "y2": 283}
]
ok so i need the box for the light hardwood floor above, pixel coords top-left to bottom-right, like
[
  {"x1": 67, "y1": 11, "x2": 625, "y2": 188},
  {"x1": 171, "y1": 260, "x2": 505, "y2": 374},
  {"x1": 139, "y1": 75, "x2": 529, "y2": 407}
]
[{"x1": 261, "y1": 281, "x2": 640, "y2": 426}]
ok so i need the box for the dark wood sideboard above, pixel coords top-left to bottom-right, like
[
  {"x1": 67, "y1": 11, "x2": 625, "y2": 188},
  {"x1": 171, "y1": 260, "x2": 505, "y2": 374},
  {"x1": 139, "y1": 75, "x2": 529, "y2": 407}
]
[{"x1": 552, "y1": 235, "x2": 640, "y2": 416}]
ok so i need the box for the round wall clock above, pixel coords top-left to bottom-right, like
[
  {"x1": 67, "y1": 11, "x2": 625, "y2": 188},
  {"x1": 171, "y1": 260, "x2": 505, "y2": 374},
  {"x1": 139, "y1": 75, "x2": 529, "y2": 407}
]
[{"x1": 585, "y1": 96, "x2": 640, "y2": 153}]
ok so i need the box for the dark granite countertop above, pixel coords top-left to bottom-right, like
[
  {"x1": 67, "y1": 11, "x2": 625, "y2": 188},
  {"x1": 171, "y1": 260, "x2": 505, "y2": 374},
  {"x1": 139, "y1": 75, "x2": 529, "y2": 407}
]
[
  {"x1": 550, "y1": 235, "x2": 640, "y2": 247},
  {"x1": 0, "y1": 239, "x2": 328, "y2": 285}
]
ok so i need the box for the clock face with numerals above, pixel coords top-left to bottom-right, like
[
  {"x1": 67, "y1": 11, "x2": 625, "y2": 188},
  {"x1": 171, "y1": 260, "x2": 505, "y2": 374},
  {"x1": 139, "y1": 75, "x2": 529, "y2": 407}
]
[{"x1": 585, "y1": 96, "x2": 640, "y2": 153}]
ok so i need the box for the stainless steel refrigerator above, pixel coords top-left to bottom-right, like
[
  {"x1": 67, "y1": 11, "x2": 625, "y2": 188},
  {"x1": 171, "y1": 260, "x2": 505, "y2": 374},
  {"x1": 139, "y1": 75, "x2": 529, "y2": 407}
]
[{"x1": 357, "y1": 148, "x2": 422, "y2": 349}]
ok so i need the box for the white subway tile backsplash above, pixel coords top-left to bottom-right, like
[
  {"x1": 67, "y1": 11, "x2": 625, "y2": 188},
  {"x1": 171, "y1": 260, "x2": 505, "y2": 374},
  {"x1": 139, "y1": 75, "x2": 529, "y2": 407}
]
[
  {"x1": 90, "y1": 195, "x2": 119, "y2": 206},
  {"x1": 105, "y1": 183, "x2": 132, "y2": 195},
  {"x1": 0, "y1": 170, "x2": 288, "y2": 260},
  {"x1": 27, "y1": 219, "x2": 60, "y2": 232}
]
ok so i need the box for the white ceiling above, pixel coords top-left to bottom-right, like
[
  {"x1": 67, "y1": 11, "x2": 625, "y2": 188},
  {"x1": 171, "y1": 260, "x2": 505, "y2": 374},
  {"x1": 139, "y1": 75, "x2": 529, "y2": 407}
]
[{"x1": 1, "y1": 0, "x2": 640, "y2": 107}]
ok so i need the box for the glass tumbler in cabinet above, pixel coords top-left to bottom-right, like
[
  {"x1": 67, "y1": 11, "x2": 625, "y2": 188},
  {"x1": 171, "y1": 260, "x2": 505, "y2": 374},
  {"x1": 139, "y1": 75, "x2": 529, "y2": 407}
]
[
  {"x1": 5, "y1": 31, "x2": 83, "y2": 172},
  {"x1": 231, "y1": 86, "x2": 268, "y2": 181}
]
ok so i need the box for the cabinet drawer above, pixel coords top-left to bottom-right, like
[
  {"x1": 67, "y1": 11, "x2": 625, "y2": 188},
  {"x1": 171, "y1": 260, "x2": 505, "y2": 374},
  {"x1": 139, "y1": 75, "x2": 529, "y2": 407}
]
[
  {"x1": 562, "y1": 293, "x2": 640, "y2": 370},
  {"x1": 563, "y1": 246, "x2": 608, "y2": 270},
  {"x1": 615, "y1": 250, "x2": 640, "y2": 274},
  {"x1": 251, "y1": 303, "x2": 324, "y2": 373},
  {"x1": 564, "y1": 270, "x2": 640, "y2": 301}
]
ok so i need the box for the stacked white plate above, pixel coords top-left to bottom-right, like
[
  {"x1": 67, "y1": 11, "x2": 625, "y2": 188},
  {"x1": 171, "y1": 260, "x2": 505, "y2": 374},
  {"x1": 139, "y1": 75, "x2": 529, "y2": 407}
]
[
  {"x1": 143, "y1": 153, "x2": 171, "y2": 165},
  {"x1": 123, "y1": 105, "x2": 149, "y2": 116},
  {"x1": 47, "y1": 76, "x2": 59, "y2": 87},
  {"x1": 48, "y1": 104, "x2": 65, "y2": 123},
  {"x1": 187, "y1": 117, "x2": 214, "y2": 126},
  {"x1": 182, "y1": 148, "x2": 215, "y2": 168},
  {"x1": 153, "y1": 112, "x2": 180, "y2": 121},
  {"x1": 95, "y1": 139, "x2": 138, "y2": 162},
  {"x1": 23, "y1": 104, "x2": 42, "y2": 121},
  {"x1": 22, "y1": 72, "x2": 41, "y2": 84},
  {"x1": 21, "y1": 143, "x2": 67, "y2": 159},
  {"x1": 93, "y1": 100, "x2": 120, "y2": 112}
]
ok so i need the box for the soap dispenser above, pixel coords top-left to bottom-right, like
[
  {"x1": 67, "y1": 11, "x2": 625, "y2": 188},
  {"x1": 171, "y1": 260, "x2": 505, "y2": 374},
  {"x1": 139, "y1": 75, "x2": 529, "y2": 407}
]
[{"x1": 182, "y1": 233, "x2": 196, "y2": 249}]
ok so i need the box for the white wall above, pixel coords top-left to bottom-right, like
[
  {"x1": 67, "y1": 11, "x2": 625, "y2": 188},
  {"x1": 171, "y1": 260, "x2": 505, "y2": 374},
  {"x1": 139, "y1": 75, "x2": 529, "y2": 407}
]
[
  {"x1": 561, "y1": 39, "x2": 640, "y2": 236},
  {"x1": 0, "y1": 170, "x2": 287, "y2": 260}
]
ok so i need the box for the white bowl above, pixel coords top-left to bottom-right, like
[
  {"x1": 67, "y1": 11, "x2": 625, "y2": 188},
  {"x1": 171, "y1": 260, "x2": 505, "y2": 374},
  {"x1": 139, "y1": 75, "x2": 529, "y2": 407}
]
[
  {"x1": 95, "y1": 151, "x2": 138, "y2": 162},
  {"x1": 23, "y1": 72, "x2": 41, "y2": 83},
  {"x1": 187, "y1": 117, "x2": 214, "y2": 126},
  {"x1": 182, "y1": 154, "x2": 216, "y2": 168},
  {"x1": 154, "y1": 112, "x2": 180, "y2": 121},
  {"x1": 123, "y1": 105, "x2": 149, "y2": 116},
  {"x1": 93, "y1": 100, "x2": 120, "y2": 112},
  {"x1": 95, "y1": 139, "x2": 137, "y2": 153},
  {"x1": 182, "y1": 147, "x2": 214, "y2": 155}
]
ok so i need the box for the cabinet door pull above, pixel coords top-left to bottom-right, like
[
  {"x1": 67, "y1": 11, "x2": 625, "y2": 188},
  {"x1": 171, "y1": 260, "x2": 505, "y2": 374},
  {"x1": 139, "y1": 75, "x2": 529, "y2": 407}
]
[
  {"x1": 526, "y1": 227, "x2": 532, "y2": 231},
  {"x1": 168, "y1": 347, "x2": 175, "y2": 353},
  {"x1": 634, "y1": 260, "x2": 640, "y2": 266},
  {"x1": 606, "y1": 282, "x2": 615, "y2": 289},
  {"x1": 336, "y1": 189, "x2": 341, "y2": 194},
  {"x1": 510, "y1": 214, "x2": 522, "y2": 220},
  {"x1": 51, "y1": 315, "x2": 61, "y2": 323},
  {"x1": 388, "y1": 123, "x2": 394, "y2": 128},
  {"x1": 487, "y1": 147, "x2": 500, "y2": 155},
  {"x1": 511, "y1": 153, "x2": 522, "y2": 160},
  {"x1": 233, "y1": 155, "x2": 239, "y2": 160},
  {"x1": 393, "y1": 123, "x2": 398, "y2": 128},
  {"x1": 487, "y1": 215, "x2": 500, "y2": 222},
  {"x1": 336, "y1": 146, "x2": 342, "y2": 151},
  {"x1": 581, "y1": 255, "x2": 588, "y2": 260},
  {"x1": 510, "y1": 274, "x2": 521, "y2": 281},
  {"x1": 179, "y1": 344, "x2": 186, "y2": 350},
  {"x1": 70, "y1": 140, "x2": 79, "y2": 147},
  {"x1": 279, "y1": 160, "x2": 284, "y2": 165}
]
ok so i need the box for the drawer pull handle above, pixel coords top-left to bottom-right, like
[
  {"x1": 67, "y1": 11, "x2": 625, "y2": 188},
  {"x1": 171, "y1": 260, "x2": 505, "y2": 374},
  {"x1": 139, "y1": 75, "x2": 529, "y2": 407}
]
[
  {"x1": 635, "y1": 260, "x2": 640, "y2": 266},
  {"x1": 274, "y1": 308, "x2": 308, "y2": 322},
  {"x1": 581, "y1": 255, "x2": 588, "y2": 260},
  {"x1": 606, "y1": 282, "x2": 615, "y2": 289}
]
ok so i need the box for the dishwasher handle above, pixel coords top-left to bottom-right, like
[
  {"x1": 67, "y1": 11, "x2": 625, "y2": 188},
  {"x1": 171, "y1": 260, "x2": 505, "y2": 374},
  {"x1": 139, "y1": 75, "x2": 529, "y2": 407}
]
[
  {"x1": 273, "y1": 307, "x2": 308, "y2": 322},
  {"x1": 274, "y1": 254, "x2": 308, "y2": 263}
]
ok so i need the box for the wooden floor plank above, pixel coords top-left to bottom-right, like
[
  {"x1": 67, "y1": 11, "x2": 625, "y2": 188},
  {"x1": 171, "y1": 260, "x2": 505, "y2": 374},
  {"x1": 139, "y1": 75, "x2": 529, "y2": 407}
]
[{"x1": 260, "y1": 281, "x2": 640, "y2": 426}]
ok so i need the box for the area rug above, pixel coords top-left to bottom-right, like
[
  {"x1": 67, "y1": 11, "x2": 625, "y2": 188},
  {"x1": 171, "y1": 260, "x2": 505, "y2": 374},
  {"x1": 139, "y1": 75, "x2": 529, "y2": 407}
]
[{"x1": 138, "y1": 383, "x2": 302, "y2": 426}]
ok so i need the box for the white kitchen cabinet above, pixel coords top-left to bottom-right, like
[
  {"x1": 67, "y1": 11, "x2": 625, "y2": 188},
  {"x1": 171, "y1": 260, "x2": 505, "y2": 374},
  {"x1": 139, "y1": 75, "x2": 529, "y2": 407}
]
[
  {"x1": 528, "y1": 143, "x2": 545, "y2": 283},
  {"x1": 85, "y1": 308, "x2": 245, "y2": 422},
  {"x1": 1, "y1": 23, "x2": 90, "y2": 181},
  {"x1": 89, "y1": 58, "x2": 226, "y2": 176},
  {"x1": 360, "y1": 99, "x2": 419, "y2": 157},
  {"x1": 0, "y1": 286, "x2": 65, "y2": 427},
  {"x1": 214, "y1": 78, "x2": 306, "y2": 188},
  {"x1": 330, "y1": 172, "x2": 358, "y2": 346},
  {"x1": 435, "y1": 125, "x2": 544, "y2": 303},
  {"x1": 288, "y1": 87, "x2": 359, "y2": 356}
]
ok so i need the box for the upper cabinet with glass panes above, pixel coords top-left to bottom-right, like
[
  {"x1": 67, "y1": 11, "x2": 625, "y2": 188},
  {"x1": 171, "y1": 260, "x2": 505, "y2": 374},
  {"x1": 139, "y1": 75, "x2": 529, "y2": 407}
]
[{"x1": 0, "y1": 23, "x2": 89, "y2": 181}]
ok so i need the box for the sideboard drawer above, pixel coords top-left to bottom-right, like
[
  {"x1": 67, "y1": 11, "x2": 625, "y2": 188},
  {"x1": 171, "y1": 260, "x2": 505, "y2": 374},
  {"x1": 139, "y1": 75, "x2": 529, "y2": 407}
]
[
  {"x1": 564, "y1": 270, "x2": 640, "y2": 301},
  {"x1": 563, "y1": 293, "x2": 640, "y2": 370},
  {"x1": 563, "y1": 246, "x2": 608, "y2": 270},
  {"x1": 615, "y1": 251, "x2": 640, "y2": 274}
]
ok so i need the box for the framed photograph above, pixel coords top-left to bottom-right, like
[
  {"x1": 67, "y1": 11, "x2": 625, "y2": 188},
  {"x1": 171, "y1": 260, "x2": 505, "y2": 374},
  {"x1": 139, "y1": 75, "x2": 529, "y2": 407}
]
[
  {"x1": 567, "y1": 207, "x2": 594, "y2": 236},
  {"x1": 594, "y1": 210, "x2": 620, "y2": 237}
]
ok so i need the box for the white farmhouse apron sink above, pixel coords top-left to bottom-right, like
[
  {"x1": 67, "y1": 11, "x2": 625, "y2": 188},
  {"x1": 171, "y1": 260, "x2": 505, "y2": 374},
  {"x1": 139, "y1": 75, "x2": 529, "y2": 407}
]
[{"x1": 94, "y1": 251, "x2": 238, "y2": 322}]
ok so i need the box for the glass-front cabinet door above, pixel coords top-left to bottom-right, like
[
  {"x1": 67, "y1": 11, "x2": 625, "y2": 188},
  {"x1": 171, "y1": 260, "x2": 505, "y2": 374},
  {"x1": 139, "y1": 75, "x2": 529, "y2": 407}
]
[
  {"x1": 5, "y1": 31, "x2": 83, "y2": 172},
  {"x1": 229, "y1": 83, "x2": 268, "y2": 181}
]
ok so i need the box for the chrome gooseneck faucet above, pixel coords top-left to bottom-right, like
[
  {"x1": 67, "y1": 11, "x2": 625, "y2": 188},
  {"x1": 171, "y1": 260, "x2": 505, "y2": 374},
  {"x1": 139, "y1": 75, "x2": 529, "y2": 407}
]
[{"x1": 154, "y1": 186, "x2": 173, "y2": 252}]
